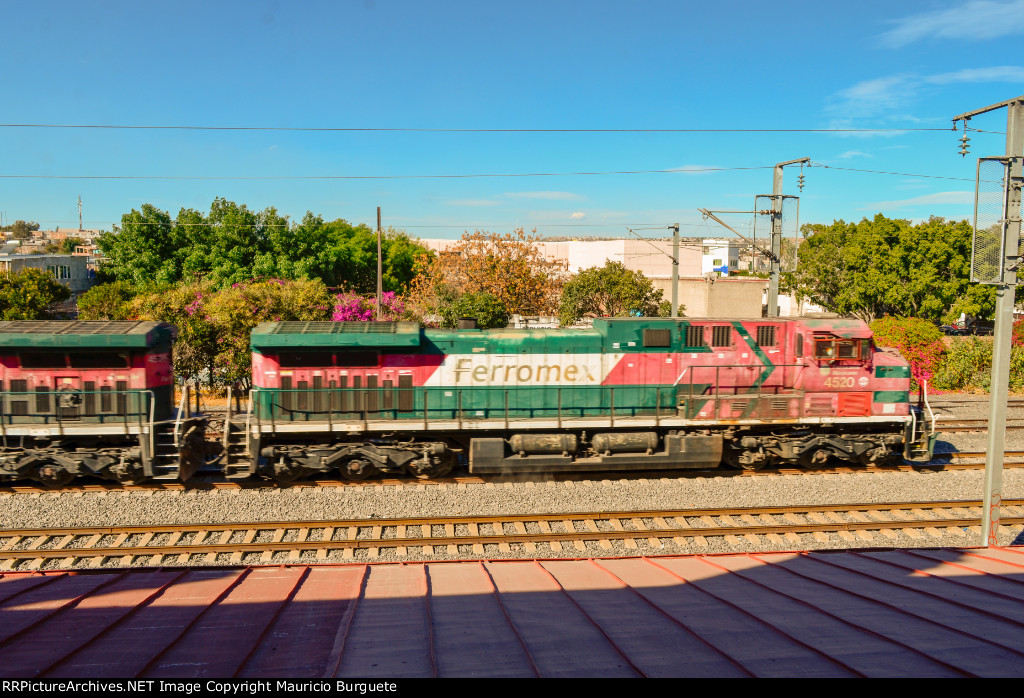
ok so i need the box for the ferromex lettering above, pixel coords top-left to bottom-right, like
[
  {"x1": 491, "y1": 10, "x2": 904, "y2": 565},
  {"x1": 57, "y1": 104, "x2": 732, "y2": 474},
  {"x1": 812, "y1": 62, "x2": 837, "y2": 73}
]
[{"x1": 449, "y1": 355, "x2": 601, "y2": 385}]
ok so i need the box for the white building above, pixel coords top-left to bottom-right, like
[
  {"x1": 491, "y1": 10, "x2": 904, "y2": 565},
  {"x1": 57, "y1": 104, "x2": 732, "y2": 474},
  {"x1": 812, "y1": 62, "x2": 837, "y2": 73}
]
[
  {"x1": 0, "y1": 254, "x2": 94, "y2": 293},
  {"x1": 700, "y1": 239, "x2": 743, "y2": 276}
]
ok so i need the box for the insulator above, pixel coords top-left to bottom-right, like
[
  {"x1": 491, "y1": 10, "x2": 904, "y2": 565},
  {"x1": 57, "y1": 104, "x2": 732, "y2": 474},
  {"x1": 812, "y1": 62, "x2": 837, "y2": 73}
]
[{"x1": 797, "y1": 173, "x2": 806, "y2": 191}]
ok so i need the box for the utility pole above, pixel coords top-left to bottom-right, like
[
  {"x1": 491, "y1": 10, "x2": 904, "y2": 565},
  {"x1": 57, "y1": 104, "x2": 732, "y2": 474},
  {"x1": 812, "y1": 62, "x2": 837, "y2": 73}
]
[
  {"x1": 953, "y1": 96, "x2": 1024, "y2": 547},
  {"x1": 767, "y1": 158, "x2": 809, "y2": 316},
  {"x1": 625, "y1": 225, "x2": 682, "y2": 315},
  {"x1": 671, "y1": 223, "x2": 679, "y2": 316},
  {"x1": 376, "y1": 207, "x2": 383, "y2": 320}
]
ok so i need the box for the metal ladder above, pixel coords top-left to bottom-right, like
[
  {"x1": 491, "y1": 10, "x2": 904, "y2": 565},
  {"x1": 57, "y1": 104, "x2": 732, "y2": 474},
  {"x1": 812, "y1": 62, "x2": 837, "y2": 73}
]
[
  {"x1": 149, "y1": 422, "x2": 183, "y2": 480},
  {"x1": 222, "y1": 385, "x2": 255, "y2": 480}
]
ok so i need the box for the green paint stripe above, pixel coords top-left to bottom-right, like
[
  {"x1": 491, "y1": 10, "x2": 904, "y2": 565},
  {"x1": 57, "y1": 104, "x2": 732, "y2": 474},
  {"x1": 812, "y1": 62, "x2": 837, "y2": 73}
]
[
  {"x1": 875, "y1": 366, "x2": 911, "y2": 378},
  {"x1": 732, "y1": 321, "x2": 775, "y2": 391},
  {"x1": 873, "y1": 390, "x2": 909, "y2": 403}
]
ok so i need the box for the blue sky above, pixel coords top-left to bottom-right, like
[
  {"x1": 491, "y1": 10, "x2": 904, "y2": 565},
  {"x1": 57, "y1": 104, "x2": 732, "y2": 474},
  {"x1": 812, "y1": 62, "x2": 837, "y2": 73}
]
[{"x1": 2, "y1": 0, "x2": 1022, "y2": 240}]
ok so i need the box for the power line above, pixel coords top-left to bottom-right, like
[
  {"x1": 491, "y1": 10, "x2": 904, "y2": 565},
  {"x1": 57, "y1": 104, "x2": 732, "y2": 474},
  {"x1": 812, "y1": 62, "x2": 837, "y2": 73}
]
[
  {"x1": 0, "y1": 162, "x2": 982, "y2": 182},
  {"x1": 809, "y1": 162, "x2": 977, "y2": 182},
  {"x1": 0, "y1": 166, "x2": 773, "y2": 181},
  {"x1": 0, "y1": 123, "x2": 953, "y2": 133}
]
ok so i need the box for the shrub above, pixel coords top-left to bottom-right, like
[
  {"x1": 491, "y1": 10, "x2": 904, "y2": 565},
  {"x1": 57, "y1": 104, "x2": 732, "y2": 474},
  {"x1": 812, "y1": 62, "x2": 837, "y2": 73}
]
[
  {"x1": 869, "y1": 316, "x2": 945, "y2": 387},
  {"x1": 931, "y1": 337, "x2": 992, "y2": 391},
  {"x1": 931, "y1": 336, "x2": 1024, "y2": 392}
]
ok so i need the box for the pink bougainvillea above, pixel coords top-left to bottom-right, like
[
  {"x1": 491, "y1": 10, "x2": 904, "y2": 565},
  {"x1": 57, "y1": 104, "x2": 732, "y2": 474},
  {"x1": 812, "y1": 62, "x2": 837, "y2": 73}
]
[
  {"x1": 331, "y1": 291, "x2": 405, "y2": 322},
  {"x1": 869, "y1": 316, "x2": 946, "y2": 386}
]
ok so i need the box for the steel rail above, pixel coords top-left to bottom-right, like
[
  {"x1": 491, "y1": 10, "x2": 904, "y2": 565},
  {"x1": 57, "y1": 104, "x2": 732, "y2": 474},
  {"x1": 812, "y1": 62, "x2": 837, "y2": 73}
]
[
  {"x1": 1, "y1": 500, "x2": 1021, "y2": 570},
  {"x1": 2, "y1": 515, "x2": 1020, "y2": 566},
  {"x1": 2, "y1": 499, "x2": 1019, "y2": 541}
]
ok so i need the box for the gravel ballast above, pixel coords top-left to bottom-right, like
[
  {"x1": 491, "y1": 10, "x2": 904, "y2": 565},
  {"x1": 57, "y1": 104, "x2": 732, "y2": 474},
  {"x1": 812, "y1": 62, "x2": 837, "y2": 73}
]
[{"x1": 2, "y1": 395, "x2": 1023, "y2": 561}]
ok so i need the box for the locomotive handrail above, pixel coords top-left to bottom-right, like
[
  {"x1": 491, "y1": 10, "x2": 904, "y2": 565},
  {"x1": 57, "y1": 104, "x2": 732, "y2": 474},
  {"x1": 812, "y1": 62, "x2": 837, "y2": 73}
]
[
  {"x1": 921, "y1": 379, "x2": 936, "y2": 434},
  {"x1": 146, "y1": 390, "x2": 155, "y2": 459},
  {"x1": 173, "y1": 383, "x2": 189, "y2": 448},
  {"x1": 248, "y1": 384, "x2": 675, "y2": 428},
  {"x1": 0, "y1": 388, "x2": 155, "y2": 429},
  {"x1": 245, "y1": 390, "x2": 254, "y2": 450}
]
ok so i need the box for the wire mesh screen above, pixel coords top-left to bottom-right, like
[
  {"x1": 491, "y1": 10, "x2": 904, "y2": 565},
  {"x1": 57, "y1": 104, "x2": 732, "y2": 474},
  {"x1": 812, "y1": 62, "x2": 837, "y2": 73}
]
[{"x1": 972, "y1": 157, "x2": 1010, "y2": 284}]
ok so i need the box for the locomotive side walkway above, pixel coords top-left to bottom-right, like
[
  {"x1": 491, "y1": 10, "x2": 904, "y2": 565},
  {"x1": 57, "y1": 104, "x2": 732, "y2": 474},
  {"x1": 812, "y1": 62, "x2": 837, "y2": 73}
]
[{"x1": 1, "y1": 546, "x2": 1023, "y2": 678}]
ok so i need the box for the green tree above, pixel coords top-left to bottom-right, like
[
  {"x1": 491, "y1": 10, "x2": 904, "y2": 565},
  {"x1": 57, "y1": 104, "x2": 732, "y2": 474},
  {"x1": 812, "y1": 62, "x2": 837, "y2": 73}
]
[
  {"x1": 558, "y1": 260, "x2": 670, "y2": 327},
  {"x1": 0, "y1": 220, "x2": 40, "y2": 236},
  {"x1": 440, "y1": 291, "x2": 509, "y2": 329},
  {"x1": 96, "y1": 204, "x2": 182, "y2": 287},
  {"x1": 0, "y1": 268, "x2": 71, "y2": 319},
  {"x1": 59, "y1": 236, "x2": 86, "y2": 254},
  {"x1": 77, "y1": 281, "x2": 138, "y2": 320},
  {"x1": 38, "y1": 236, "x2": 87, "y2": 255},
  {"x1": 791, "y1": 214, "x2": 996, "y2": 323},
  {"x1": 98, "y1": 200, "x2": 431, "y2": 294}
]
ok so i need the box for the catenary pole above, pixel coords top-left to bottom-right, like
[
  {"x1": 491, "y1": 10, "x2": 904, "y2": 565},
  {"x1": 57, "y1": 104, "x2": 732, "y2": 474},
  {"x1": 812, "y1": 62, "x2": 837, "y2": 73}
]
[
  {"x1": 671, "y1": 223, "x2": 679, "y2": 316},
  {"x1": 953, "y1": 96, "x2": 1024, "y2": 546},
  {"x1": 768, "y1": 158, "x2": 809, "y2": 317},
  {"x1": 376, "y1": 206, "x2": 383, "y2": 321}
]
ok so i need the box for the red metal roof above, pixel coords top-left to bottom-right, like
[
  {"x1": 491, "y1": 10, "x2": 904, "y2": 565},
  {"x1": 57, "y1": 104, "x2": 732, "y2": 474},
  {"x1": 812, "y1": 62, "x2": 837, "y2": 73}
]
[{"x1": 2, "y1": 547, "x2": 1024, "y2": 678}]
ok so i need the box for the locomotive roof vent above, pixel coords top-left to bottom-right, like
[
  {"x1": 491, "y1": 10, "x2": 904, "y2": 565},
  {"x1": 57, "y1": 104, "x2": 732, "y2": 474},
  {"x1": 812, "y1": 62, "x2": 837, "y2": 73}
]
[{"x1": 457, "y1": 317, "x2": 479, "y2": 330}]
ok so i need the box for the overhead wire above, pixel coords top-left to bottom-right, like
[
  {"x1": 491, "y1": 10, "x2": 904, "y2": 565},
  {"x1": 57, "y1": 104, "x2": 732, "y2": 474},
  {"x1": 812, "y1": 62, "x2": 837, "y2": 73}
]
[
  {"x1": 1, "y1": 121, "x2": 989, "y2": 233},
  {"x1": 0, "y1": 124, "x2": 954, "y2": 133},
  {"x1": 0, "y1": 165, "x2": 772, "y2": 180}
]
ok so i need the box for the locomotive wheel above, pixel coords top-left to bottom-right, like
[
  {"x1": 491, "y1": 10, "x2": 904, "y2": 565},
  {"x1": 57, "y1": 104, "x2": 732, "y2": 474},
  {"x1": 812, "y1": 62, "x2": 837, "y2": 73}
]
[
  {"x1": 406, "y1": 453, "x2": 455, "y2": 479},
  {"x1": 106, "y1": 457, "x2": 146, "y2": 484},
  {"x1": 723, "y1": 448, "x2": 771, "y2": 471},
  {"x1": 340, "y1": 458, "x2": 378, "y2": 481},
  {"x1": 35, "y1": 462, "x2": 75, "y2": 488},
  {"x1": 798, "y1": 448, "x2": 830, "y2": 469},
  {"x1": 858, "y1": 446, "x2": 896, "y2": 466}
]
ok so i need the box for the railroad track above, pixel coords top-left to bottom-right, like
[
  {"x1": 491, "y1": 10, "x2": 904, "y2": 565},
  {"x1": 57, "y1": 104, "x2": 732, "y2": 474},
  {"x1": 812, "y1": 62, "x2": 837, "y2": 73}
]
[
  {"x1": 934, "y1": 418, "x2": 1024, "y2": 432},
  {"x1": 2, "y1": 500, "x2": 1021, "y2": 571}
]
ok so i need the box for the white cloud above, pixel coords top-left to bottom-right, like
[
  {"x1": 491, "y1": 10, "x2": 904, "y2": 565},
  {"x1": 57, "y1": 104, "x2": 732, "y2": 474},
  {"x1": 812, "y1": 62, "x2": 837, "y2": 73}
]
[
  {"x1": 861, "y1": 191, "x2": 974, "y2": 210},
  {"x1": 925, "y1": 66, "x2": 1024, "y2": 84},
  {"x1": 879, "y1": 1, "x2": 1024, "y2": 47},
  {"x1": 831, "y1": 75, "x2": 917, "y2": 119},
  {"x1": 826, "y1": 65, "x2": 1024, "y2": 128},
  {"x1": 835, "y1": 150, "x2": 872, "y2": 160},
  {"x1": 570, "y1": 212, "x2": 586, "y2": 219},
  {"x1": 502, "y1": 191, "x2": 584, "y2": 200}
]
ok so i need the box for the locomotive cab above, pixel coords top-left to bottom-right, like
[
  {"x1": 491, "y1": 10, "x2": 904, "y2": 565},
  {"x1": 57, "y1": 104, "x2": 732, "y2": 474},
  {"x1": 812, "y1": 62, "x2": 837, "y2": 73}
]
[{"x1": 812, "y1": 335, "x2": 870, "y2": 365}]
